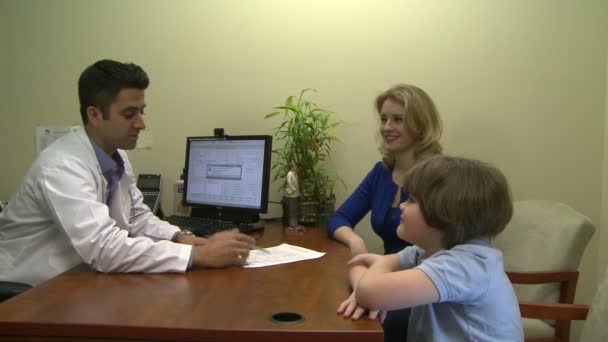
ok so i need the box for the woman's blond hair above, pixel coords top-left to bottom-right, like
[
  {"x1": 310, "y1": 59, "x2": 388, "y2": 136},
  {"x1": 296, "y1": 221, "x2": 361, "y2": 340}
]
[{"x1": 375, "y1": 84, "x2": 443, "y2": 167}]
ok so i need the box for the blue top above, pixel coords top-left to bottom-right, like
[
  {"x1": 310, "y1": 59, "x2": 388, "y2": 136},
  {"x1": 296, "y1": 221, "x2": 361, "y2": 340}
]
[
  {"x1": 399, "y1": 239, "x2": 524, "y2": 342},
  {"x1": 89, "y1": 138, "x2": 125, "y2": 205},
  {"x1": 327, "y1": 161, "x2": 410, "y2": 254}
]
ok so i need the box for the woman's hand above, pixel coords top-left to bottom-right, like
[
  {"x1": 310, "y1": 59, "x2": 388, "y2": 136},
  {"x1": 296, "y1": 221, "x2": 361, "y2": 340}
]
[
  {"x1": 347, "y1": 236, "x2": 368, "y2": 256},
  {"x1": 333, "y1": 226, "x2": 368, "y2": 256}
]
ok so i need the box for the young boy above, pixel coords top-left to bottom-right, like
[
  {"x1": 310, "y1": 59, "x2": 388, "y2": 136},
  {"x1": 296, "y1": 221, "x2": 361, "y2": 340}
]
[{"x1": 351, "y1": 155, "x2": 523, "y2": 341}]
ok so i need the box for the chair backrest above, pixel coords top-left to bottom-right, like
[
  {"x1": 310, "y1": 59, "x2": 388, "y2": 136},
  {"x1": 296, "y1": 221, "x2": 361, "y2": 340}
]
[
  {"x1": 580, "y1": 264, "x2": 608, "y2": 341},
  {"x1": 493, "y1": 200, "x2": 595, "y2": 303}
]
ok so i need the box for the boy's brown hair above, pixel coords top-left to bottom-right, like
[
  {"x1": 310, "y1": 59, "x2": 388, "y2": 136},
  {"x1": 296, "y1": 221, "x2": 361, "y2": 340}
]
[{"x1": 404, "y1": 155, "x2": 513, "y2": 249}]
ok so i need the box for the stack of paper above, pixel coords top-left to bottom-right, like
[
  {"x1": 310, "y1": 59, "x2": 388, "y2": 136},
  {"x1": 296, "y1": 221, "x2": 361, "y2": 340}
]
[{"x1": 244, "y1": 243, "x2": 325, "y2": 268}]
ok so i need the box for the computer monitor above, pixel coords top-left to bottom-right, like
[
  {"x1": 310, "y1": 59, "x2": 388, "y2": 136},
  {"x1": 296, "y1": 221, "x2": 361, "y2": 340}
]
[{"x1": 182, "y1": 135, "x2": 272, "y2": 223}]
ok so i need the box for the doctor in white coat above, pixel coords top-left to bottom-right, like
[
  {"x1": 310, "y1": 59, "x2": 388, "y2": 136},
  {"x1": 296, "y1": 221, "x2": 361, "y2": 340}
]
[{"x1": 0, "y1": 60, "x2": 255, "y2": 286}]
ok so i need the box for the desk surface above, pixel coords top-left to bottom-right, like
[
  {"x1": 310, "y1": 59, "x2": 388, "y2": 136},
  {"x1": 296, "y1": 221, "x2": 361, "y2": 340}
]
[{"x1": 0, "y1": 223, "x2": 382, "y2": 342}]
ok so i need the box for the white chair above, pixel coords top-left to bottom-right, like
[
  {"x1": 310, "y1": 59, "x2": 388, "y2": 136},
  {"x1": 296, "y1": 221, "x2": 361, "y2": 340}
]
[
  {"x1": 579, "y1": 263, "x2": 608, "y2": 341},
  {"x1": 511, "y1": 263, "x2": 608, "y2": 342},
  {"x1": 493, "y1": 200, "x2": 595, "y2": 342}
]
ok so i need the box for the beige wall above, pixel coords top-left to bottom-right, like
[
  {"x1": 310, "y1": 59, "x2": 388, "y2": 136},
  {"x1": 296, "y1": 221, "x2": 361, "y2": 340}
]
[
  {"x1": 592, "y1": 45, "x2": 608, "y2": 338},
  {"x1": 1, "y1": 0, "x2": 607, "y2": 338},
  {"x1": 601, "y1": 47, "x2": 608, "y2": 275}
]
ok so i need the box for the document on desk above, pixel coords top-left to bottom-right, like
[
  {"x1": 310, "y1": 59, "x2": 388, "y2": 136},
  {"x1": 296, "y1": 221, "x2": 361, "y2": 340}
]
[{"x1": 244, "y1": 243, "x2": 325, "y2": 268}]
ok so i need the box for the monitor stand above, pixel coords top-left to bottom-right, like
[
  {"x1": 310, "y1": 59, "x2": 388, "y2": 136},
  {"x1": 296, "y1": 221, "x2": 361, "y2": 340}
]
[{"x1": 190, "y1": 207, "x2": 260, "y2": 224}]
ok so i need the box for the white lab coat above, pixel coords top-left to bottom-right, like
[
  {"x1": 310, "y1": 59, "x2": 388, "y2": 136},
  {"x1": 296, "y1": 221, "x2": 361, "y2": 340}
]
[{"x1": 0, "y1": 128, "x2": 191, "y2": 286}]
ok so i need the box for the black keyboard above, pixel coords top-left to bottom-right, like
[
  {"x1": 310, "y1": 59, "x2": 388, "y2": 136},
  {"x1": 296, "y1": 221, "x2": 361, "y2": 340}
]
[{"x1": 165, "y1": 215, "x2": 263, "y2": 237}]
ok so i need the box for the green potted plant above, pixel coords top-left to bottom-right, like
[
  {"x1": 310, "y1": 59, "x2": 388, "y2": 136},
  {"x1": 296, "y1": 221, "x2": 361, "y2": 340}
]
[{"x1": 264, "y1": 88, "x2": 343, "y2": 226}]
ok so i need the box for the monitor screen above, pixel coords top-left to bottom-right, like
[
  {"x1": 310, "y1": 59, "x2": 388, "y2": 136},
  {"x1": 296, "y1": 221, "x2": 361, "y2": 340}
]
[{"x1": 183, "y1": 135, "x2": 272, "y2": 215}]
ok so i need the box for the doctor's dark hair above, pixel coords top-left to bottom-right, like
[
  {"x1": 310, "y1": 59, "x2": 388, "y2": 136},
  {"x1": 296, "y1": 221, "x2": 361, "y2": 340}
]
[
  {"x1": 403, "y1": 155, "x2": 513, "y2": 249},
  {"x1": 78, "y1": 59, "x2": 149, "y2": 123}
]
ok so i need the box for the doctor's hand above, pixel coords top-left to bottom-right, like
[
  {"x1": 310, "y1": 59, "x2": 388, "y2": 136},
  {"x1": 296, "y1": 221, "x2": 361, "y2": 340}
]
[
  {"x1": 192, "y1": 229, "x2": 255, "y2": 268},
  {"x1": 176, "y1": 234, "x2": 208, "y2": 246},
  {"x1": 337, "y1": 291, "x2": 386, "y2": 323}
]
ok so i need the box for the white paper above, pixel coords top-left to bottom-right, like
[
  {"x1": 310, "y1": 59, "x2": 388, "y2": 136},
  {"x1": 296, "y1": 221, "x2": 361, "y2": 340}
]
[
  {"x1": 243, "y1": 243, "x2": 325, "y2": 268},
  {"x1": 35, "y1": 126, "x2": 79, "y2": 154}
]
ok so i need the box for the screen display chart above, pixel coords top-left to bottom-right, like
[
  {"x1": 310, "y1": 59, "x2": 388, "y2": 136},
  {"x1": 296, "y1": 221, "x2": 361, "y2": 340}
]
[{"x1": 186, "y1": 139, "x2": 265, "y2": 210}]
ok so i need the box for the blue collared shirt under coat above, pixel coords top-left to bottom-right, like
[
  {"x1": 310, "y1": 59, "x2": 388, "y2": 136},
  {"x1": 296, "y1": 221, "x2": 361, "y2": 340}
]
[{"x1": 89, "y1": 138, "x2": 125, "y2": 205}]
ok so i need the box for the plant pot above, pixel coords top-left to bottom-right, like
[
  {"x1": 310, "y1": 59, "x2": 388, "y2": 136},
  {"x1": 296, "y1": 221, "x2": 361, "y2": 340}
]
[{"x1": 283, "y1": 197, "x2": 335, "y2": 227}]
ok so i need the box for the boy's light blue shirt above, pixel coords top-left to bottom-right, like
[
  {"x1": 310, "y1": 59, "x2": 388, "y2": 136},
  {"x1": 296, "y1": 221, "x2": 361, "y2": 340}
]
[{"x1": 398, "y1": 239, "x2": 524, "y2": 342}]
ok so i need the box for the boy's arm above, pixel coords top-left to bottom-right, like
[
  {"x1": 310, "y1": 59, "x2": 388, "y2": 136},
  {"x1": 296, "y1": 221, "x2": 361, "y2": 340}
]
[
  {"x1": 354, "y1": 254, "x2": 440, "y2": 311},
  {"x1": 337, "y1": 252, "x2": 380, "y2": 321}
]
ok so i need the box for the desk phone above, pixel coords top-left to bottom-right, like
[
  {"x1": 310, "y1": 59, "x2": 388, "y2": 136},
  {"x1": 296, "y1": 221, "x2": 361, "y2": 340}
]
[{"x1": 137, "y1": 174, "x2": 161, "y2": 214}]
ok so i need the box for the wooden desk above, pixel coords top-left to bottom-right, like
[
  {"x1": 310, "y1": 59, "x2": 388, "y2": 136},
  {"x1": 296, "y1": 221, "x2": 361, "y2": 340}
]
[{"x1": 0, "y1": 223, "x2": 382, "y2": 342}]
